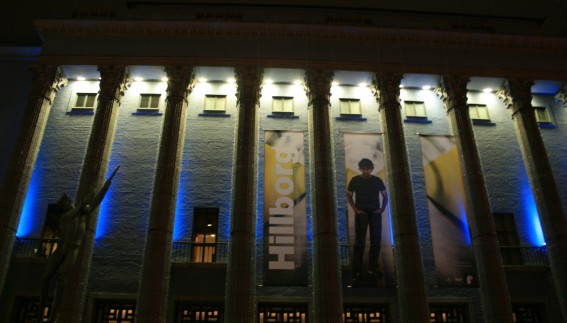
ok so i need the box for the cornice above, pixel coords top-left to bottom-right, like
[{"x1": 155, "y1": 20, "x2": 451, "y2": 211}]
[{"x1": 34, "y1": 19, "x2": 567, "y2": 51}]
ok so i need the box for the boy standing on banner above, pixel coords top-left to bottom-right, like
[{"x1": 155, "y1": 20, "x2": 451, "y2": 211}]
[{"x1": 347, "y1": 158, "x2": 388, "y2": 281}]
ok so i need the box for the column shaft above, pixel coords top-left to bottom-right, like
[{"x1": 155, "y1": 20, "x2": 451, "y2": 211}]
[
  {"x1": 503, "y1": 79, "x2": 567, "y2": 322},
  {"x1": 440, "y1": 76, "x2": 513, "y2": 323},
  {"x1": 136, "y1": 66, "x2": 194, "y2": 323},
  {"x1": 224, "y1": 67, "x2": 263, "y2": 323},
  {"x1": 305, "y1": 69, "x2": 343, "y2": 323},
  {"x1": 0, "y1": 65, "x2": 65, "y2": 297},
  {"x1": 372, "y1": 73, "x2": 429, "y2": 322},
  {"x1": 57, "y1": 65, "x2": 128, "y2": 323}
]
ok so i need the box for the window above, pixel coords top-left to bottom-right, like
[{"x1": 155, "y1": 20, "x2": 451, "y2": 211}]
[
  {"x1": 93, "y1": 300, "x2": 136, "y2": 323},
  {"x1": 493, "y1": 212, "x2": 522, "y2": 266},
  {"x1": 272, "y1": 96, "x2": 294, "y2": 113},
  {"x1": 75, "y1": 93, "x2": 97, "y2": 108},
  {"x1": 204, "y1": 95, "x2": 227, "y2": 112},
  {"x1": 11, "y1": 297, "x2": 49, "y2": 323},
  {"x1": 429, "y1": 304, "x2": 468, "y2": 323},
  {"x1": 534, "y1": 106, "x2": 551, "y2": 123},
  {"x1": 513, "y1": 304, "x2": 546, "y2": 322},
  {"x1": 404, "y1": 101, "x2": 427, "y2": 118},
  {"x1": 343, "y1": 304, "x2": 388, "y2": 323},
  {"x1": 175, "y1": 303, "x2": 223, "y2": 322},
  {"x1": 468, "y1": 104, "x2": 490, "y2": 121},
  {"x1": 191, "y1": 207, "x2": 219, "y2": 263},
  {"x1": 258, "y1": 304, "x2": 308, "y2": 323},
  {"x1": 339, "y1": 98, "x2": 362, "y2": 115},
  {"x1": 139, "y1": 94, "x2": 161, "y2": 110}
]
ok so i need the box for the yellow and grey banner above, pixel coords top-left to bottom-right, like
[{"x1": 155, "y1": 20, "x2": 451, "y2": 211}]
[
  {"x1": 263, "y1": 130, "x2": 308, "y2": 286},
  {"x1": 420, "y1": 134, "x2": 477, "y2": 286}
]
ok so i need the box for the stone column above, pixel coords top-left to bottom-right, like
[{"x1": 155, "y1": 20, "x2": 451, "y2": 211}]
[
  {"x1": 371, "y1": 73, "x2": 429, "y2": 323},
  {"x1": 57, "y1": 65, "x2": 129, "y2": 323},
  {"x1": 304, "y1": 69, "x2": 343, "y2": 323},
  {"x1": 135, "y1": 66, "x2": 194, "y2": 323},
  {"x1": 224, "y1": 67, "x2": 263, "y2": 323},
  {"x1": 0, "y1": 65, "x2": 66, "y2": 297},
  {"x1": 500, "y1": 79, "x2": 567, "y2": 321},
  {"x1": 439, "y1": 75, "x2": 513, "y2": 323}
]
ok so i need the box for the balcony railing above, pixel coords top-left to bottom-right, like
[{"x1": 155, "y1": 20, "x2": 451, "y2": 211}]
[
  {"x1": 172, "y1": 241, "x2": 229, "y2": 263},
  {"x1": 13, "y1": 238, "x2": 59, "y2": 258},
  {"x1": 500, "y1": 246, "x2": 549, "y2": 267}
]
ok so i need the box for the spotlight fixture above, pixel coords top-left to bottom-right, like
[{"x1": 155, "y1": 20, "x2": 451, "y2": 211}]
[
  {"x1": 264, "y1": 79, "x2": 274, "y2": 85},
  {"x1": 76, "y1": 76, "x2": 86, "y2": 81},
  {"x1": 293, "y1": 80, "x2": 302, "y2": 85},
  {"x1": 483, "y1": 88, "x2": 493, "y2": 93},
  {"x1": 134, "y1": 77, "x2": 144, "y2": 82},
  {"x1": 227, "y1": 78, "x2": 236, "y2": 84},
  {"x1": 331, "y1": 81, "x2": 339, "y2": 86},
  {"x1": 161, "y1": 77, "x2": 169, "y2": 82},
  {"x1": 198, "y1": 77, "x2": 207, "y2": 83},
  {"x1": 358, "y1": 82, "x2": 368, "y2": 87},
  {"x1": 422, "y1": 85, "x2": 431, "y2": 90}
]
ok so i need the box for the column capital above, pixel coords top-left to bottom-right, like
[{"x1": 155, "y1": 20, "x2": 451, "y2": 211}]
[
  {"x1": 437, "y1": 75, "x2": 470, "y2": 113},
  {"x1": 498, "y1": 79, "x2": 534, "y2": 117},
  {"x1": 164, "y1": 66, "x2": 195, "y2": 103},
  {"x1": 304, "y1": 69, "x2": 333, "y2": 108},
  {"x1": 235, "y1": 67, "x2": 263, "y2": 107},
  {"x1": 555, "y1": 83, "x2": 567, "y2": 108},
  {"x1": 97, "y1": 65, "x2": 131, "y2": 104},
  {"x1": 29, "y1": 65, "x2": 68, "y2": 104},
  {"x1": 371, "y1": 73, "x2": 403, "y2": 109}
]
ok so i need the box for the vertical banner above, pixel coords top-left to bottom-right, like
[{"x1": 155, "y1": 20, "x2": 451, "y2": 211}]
[
  {"x1": 420, "y1": 135, "x2": 477, "y2": 286},
  {"x1": 264, "y1": 130, "x2": 308, "y2": 286},
  {"x1": 344, "y1": 133, "x2": 394, "y2": 287}
]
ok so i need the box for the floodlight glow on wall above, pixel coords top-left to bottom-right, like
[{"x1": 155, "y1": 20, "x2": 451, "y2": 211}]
[
  {"x1": 227, "y1": 78, "x2": 236, "y2": 84},
  {"x1": 76, "y1": 76, "x2": 86, "y2": 81},
  {"x1": 331, "y1": 81, "x2": 339, "y2": 86},
  {"x1": 483, "y1": 88, "x2": 493, "y2": 93},
  {"x1": 161, "y1": 77, "x2": 169, "y2": 82},
  {"x1": 422, "y1": 85, "x2": 431, "y2": 90},
  {"x1": 134, "y1": 77, "x2": 144, "y2": 82}
]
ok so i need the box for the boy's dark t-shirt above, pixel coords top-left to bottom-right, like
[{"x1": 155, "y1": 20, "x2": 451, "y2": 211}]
[{"x1": 348, "y1": 175, "x2": 385, "y2": 211}]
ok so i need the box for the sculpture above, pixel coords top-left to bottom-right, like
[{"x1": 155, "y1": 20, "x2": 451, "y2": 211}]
[{"x1": 39, "y1": 166, "x2": 119, "y2": 322}]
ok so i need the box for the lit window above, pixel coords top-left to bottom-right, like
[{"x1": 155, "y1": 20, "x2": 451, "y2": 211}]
[
  {"x1": 534, "y1": 106, "x2": 551, "y2": 123},
  {"x1": 272, "y1": 96, "x2": 294, "y2": 113},
  {"x1": 75, "y1": 93, "x2": 97, "y2": 108},
  {"x1": 468, "y1": 104, "x2": 490, "y2": 121},
  {"x1": 192, "y1": 207, "x2": 219, "y2": 263},
  {"x1": 139, "y1": 94, "x2": 161, "y2": 110},
  {"x1": 344, "y1": 304, "x2": 388, "y2": 322},
  {"x1": 404, "y1": 101, "x2": 427, "y2": 118},
  {"x1": 93, "y1": 300, "x2": 136, "y2": 323},
  {"x1": 258, "y1": 304, "x2": 308, "y2": 323},
  {"x1": 339, "y1": 98, "x2": 362, "y2": 115},
  {"x1": 176, "y1": 303, "x2": 223, "y2": 322},
  {"x1": 204, "y1": 95, "x2": 227, "y2": 112},
  {"x1": 429, "y1": 304, "x2": 468, "y2": 323}
]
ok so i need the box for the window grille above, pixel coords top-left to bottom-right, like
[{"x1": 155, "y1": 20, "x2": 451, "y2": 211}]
[
  {"x1": 273, "y1": 96, "x2": 294, "y2": 113},
  {"x1": 140, "y1": 94, "x2": 161, "y2": 109},
  {"x1": 204, "y1": 95, "x2": 227, "y2": 112},
  {"x1": 175, "y1": 303, "x2": 223, "y2": 322},
  {"x1": 513, "y1": 304, "x2": 544, "y2": 322},
  {"x1": 404, "y1": 101, "x2": 427, "y2": 118},
  {"x1": 343, "y1": 304, "x2": 389, "y2": 322},
  {"x1": 468, "y1": 104, "x2": 490, "y2": 120},
  {"x1": 93, "y1": 300, "x2": 136, "y2": 323},
  {"x1": 493, "y1": 212, "x2": 523, "y2": 265},
  {"x1": 429, "y1": 304, "x2": 468, "y2": 323},
  {"x1": 534, "y1": 107, "x2": 551, "y2": 123},
  {"x1": 75, "y1": 93, "x2": 97, "y2": 108},
  {"x1": 258, "y1": 304, "x2": 308, "y2": 323},
  {"x1": 12, "y1": 298, "x2": 49, "y2": 323},
  {"x1": 339, "y1": 98, "x2": 362, "y2": 115}
]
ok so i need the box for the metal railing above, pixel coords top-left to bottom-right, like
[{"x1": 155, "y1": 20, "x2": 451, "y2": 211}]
[
  {"x1": 172, "y1": 241, "x2": 229, "y2": 263},
  {"x1": 13, "y1": 238, "x2": 59, "y2": 258},
  {"x1": 500, "y1": 246, "x2": 549, "y2": 267}
]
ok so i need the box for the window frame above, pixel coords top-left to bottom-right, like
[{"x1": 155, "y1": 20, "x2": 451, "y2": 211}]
[
  {"x1": 339, "y1": 98, "x2": 362, "y2": 116},
  {"x1": 204, "y1": 94, "x2": 227, "y2": 112},
  {"x1": 404, "y1": 101, "x2": 428, "y2": 119},
  {"x1": 138, "y1": 93, "x2": 161, "y2": 111},
  {"x1": 468, "y1": 104, "x2": 491, "y2": 121},
  {"x1": 73, "y1": 92, "x2": 98, "y2": 110},
  {"x1": 534, "y1": 106, "x2": 552, "y2": 124},
  {"x1": 272, "y1": 96, "x2": 295, "y2": 114}
]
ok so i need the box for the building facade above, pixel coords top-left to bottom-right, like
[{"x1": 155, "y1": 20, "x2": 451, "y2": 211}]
[{"x1": 1, "y1": 2, "x2": 567, "y2": 322}]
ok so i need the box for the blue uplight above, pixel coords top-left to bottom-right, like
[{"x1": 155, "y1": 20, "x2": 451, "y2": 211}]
[
  {"x1": 95, "y1": 167, "x2": 116, "y2": 240},
  {"x1": 173, "y1": 164, "x2": 190, "y2": 241},
  {"x1": 522, "y1": 182, "x2": 546, "y2": 246},
  {"x1": 17, "y1": 165, "x2": 43, "y2": 237}
]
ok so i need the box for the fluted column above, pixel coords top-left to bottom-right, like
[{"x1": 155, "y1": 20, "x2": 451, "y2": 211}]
[
  {"x1": 224, "y1": 67, "x2": 263, "y2": 323},
  {"x1": 0, "y1": 65, "x2": 66, "y2": 297},
  {"x1": 439, "y1": 76, "x2": 513, "y2": 323},
  {"x1": 304, "y1": 69, "x2": 343, "y2": 323},
  {"x1": 500, "y1": 79, "x2": 567, "y2": 322},
  {"x1": 371, "y1": 73, "x2": 429, "y2": 323},
  {"x1": 136, "y1": 66, "x2": 194, "y2": 323},
  {"x1": 57, "y1": 65, "x2": 129, "y2": 323}
]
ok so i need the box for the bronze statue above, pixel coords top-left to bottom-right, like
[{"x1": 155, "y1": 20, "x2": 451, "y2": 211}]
[{"x1": 39, "y1": 166, "x2": 119, "y2": 322}]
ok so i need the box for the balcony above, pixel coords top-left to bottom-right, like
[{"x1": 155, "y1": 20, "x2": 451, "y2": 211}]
[
  {"x1": 500, "y1": 246, "x2": 549, "y2": 268},
  {"x1": 13, "y1": 238, "x2": 59, "y2": 258},
  {"x1": 172, "y1": 241, "x2": 229, "y2": 263}
]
